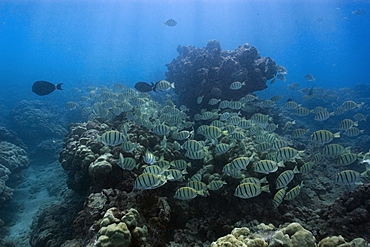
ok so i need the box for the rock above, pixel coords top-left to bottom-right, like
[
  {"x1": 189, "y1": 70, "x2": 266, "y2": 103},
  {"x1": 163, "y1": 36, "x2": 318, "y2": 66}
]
[
  {"x1": 318, "y1": 236, "x2": 346, "y2": 247},
  {"x1": 88, "y1": 154, "x2": 113, "y2": 177},
  {"x1": 165, "y1": 40, "x2": 278, "y2": 115}
]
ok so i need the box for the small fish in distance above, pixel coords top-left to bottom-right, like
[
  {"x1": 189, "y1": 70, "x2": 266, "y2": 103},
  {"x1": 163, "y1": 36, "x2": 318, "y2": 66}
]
[
  {"x1": 164, "y1": 19, "x2": 177, "y2": 26},
  {"x1": 352, "y1": 9, "x2": 366, "y2": 16},
  {"x1": 32, "y1": 81, "x2": 63, "y2": 96},
  {"x1": 303, "y1": 74, "x2": 315, "y2": 81}
]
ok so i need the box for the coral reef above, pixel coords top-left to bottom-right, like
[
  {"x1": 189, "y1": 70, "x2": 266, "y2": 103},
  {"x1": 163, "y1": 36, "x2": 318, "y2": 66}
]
[
  {"x1": 0, "y1": 126, "x2": 26, "y2": 149},
  {"x1": 211, "y1": 222, "x2": 366, "y2": 247},
  {"x1": 8, "y1": 100, "x2": 67, "y2": 146},
  {"x1": 30, "y1": 192, "x2": 84, "y2": 247},
  {"x1": 0, "y1": 141, "x2": 29, "y2": 236},
  {"x1": 318, "y1": 183, "x2": 370, "y2": 241},
  {"x1": 166, "y1": 40, "x2": 277, "y2": 114}
]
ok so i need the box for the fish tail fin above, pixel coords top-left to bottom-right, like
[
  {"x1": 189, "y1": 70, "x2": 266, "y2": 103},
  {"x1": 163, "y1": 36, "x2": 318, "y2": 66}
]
[{"x1": 56, "y1": 83, "x2": 63, "y2": 90}]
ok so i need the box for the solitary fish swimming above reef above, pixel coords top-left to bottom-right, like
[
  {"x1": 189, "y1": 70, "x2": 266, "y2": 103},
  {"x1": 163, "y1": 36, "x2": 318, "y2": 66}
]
[
  {"x1": 134, "y1": 81, "x2": 154, "y2": 92},
  {"x1": 32, "y1": 81, "x2": 63, "y2": 96},
  {"x1": 164, "y1": 19, "x2": 177, "y2": 26}
]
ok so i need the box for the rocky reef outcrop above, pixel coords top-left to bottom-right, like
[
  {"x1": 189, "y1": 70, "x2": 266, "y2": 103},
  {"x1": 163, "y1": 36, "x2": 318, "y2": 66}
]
[
  {"x1": 318, "y1": 183, "x2": 370, "y2": 241},
  {"x1": 8, "y1": 100, "x2": 67, "y2": 147},
  {"x1": 166, "y1": 40, "x2": 277, "y2": 114},
  {"x1": 211, "y1": 222, "x2": 366, "y2": 247},
  {"x1": 0, "y1": 141, "x2": 29, "y2": 227}
]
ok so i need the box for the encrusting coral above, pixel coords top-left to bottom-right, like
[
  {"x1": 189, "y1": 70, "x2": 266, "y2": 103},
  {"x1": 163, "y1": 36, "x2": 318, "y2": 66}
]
[{"x1": 211, "y1": 222, "x2": 367, "y2": 247}]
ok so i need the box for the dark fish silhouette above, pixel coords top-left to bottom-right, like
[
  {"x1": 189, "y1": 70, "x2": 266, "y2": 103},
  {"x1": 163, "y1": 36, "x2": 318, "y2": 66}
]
[
  {"x1": 134, "y1": 81, "x2": 154, "y2": 92},
  {"x1": 164, "y1": 19, "x2": 177, "y2": 26},
  {"x1": 32, "y1": 81, "x2": 63, "y2": 96}
]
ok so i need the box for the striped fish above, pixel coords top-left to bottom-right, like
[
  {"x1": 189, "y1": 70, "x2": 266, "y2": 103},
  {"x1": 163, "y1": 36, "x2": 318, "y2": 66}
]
[
  {"x1": 284, "y1": 182, "x2": 304, "y2": 200},
  {"x1": 118, "y1": 154, "x2": 137, "y2": 171},
  {"x1": 234, "y1": 183, "x2": 270, "y2": 199},
  {"x1": 272, "y1": 188, "x2": 286, "y2": 208},
  {"x1": 230, "y1": 156, "x2": 253, "y2": 171},
  {"x1": 121, "y1": 142, "x2": 137, "y2": 153},
  {"x1": 133, "y1": 173, "x2": 167, "y2": 190},
  {"x1": 215, "y1": 143, "x2": 233, "y2": 155},
  {"x1": 264, "y1": 123, "x2": 278, "y2": 132},
  {"x1": 341, "y1": 100, "x2": 364, "y2": 110},
  {"x1": 171, "y1": 130, "x2": 192, "y2": 140},
  {"x1": 335, "y1": 170, "x2": 362, "y2": 185},
  {"x1": 354, "y1": 113, "x2": 366, "y2": 122},
  {"x1": 311, "y1": 153, "x2": 323, "y2": 164},
  {"x1": 210, "y1": 120, "x2": 225, "y2": 128},
  {"x1": 171, "y1": 159, "x2": 190, "y2": 170},
  {"x1": 230, "y1": 131, "x2": 245, "y2": 141},
  {"x1": 208, "y1": 98, "x2": 221, "y2": 105},
  {"x1": 229, "y1": 101, "x2": 243, "y2": 110},
  {"x1": 222, "y1": 163, "x2": 243, "y2": 178},
  {"x1": 294, "y1": 107, "x2": 310, "y2": 116},
  {"x1": 254, "y1": 160, "x2": 285, "y2": 174},
  {"x1": 241, "y1": 177, "x2": 268, "y2": 186},
  {"x1": 153, "y1": 124, "x2": 171, "y2": 136},
  {"x1": 285, "y1": 101, "x2": 300, "y2": 109},
  {"x1": 185, "y1": 150, "x2": 205, "y2": 160},
  {"x1": 333, "y1": 107, "x2": 347, "y2": 115},
  {"x1": 276, "y1": 147, "x2": 302, "y2": 162},
  {"x1": 98, "y1": 130, "x2": 125, "y2": 146},
  {"x1": 255, "y1": 142, "x2": 272, "y2": 153},
  {"x1": 143, "y1": 165, "x2": 164, "y2": 175},
  {"x1": 203, "y1": 126, "x2": 225, "y2": 140},
  {"x1": 321, "y1": 144, "x2": 348, "y2": 157},
  {"x1": 299, "y1": 162, "x2": 315, "y2": 173},
  {"x1": 292, "y1": 128, "x2": 309, "y2": 139},
  {"x1": 251, "y1": 113, "x2": 270, "y2": 125},
  {"x1": 238, "y1": 119, "x2": 252, "y2": 129},
  {"x1": 165, "y1": 169, "x2": 187, "y2": 181},
  {"x1": 156, "y1": 159, "x2": 171, "y2": 169},
  {"x1": 272, "y1": 139, "x2": 291, "y2": 150},
  {"x1": 187, "y1": 180, "x2": 208, "y2": 194},
  {"x1": 219, "y1": 100, "x2": 230, "y2": 109},
  {"x1": 338, "y1": 119, "x2": 357, "y2": 131},
  {"x1": 182, "y1": 140, "x2": 203, "y2": 152},
  {"x1": 275, "y1": 167, "x2": 299, "y2": 189},
  {"x1": 310, "y1": 130, "x2": 340, "y2": 145},
  {"x1": 207, "y1": 179, "x2": 227, "y2": 191},
  {"x1": 336, "y1": 153, "x2": 359, "y2": 166},
  {"x1": 344, "y1": 127, "x2": 364, "y2": 137},
  {"x1": 143, "y1": 151, "x2": 156, "y2": 164},
  {"x1": 174, "y1": 187, "x2": 203, "y2": 200},
  {"x1": 230, "y1": 81, "x2": 245, "y2": 90},
  {"x1": 314, "y1": 110, "x2": 332, "y2": 121},
  {"x1": 228, "y1": 116, "x2": 242, "y2": 125},
  {"x1": 189, "y1": 173, "x2": 202, "y2": 181}
]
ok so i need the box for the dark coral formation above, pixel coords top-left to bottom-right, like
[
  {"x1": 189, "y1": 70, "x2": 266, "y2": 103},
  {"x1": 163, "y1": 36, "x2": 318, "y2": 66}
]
[
  {"x1": 166, "y1": 40, "x2": 277, "y2": 114},
  {"x1": 8, "y1": 100, "x2": 67, "y2": 146},
  {"x1": 318, "y1": 184, "x2": 370, "y2": 241},
  {"x1": 0, "y1": 141, "x2": 29, "y2": 224}
]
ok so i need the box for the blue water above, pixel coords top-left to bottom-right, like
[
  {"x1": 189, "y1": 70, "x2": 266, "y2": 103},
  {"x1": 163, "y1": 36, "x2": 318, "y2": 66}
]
[{"x1": 0, "y1": 0, "x2": 369, "y2": 107}]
